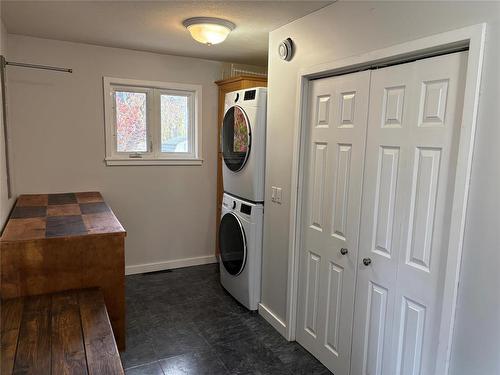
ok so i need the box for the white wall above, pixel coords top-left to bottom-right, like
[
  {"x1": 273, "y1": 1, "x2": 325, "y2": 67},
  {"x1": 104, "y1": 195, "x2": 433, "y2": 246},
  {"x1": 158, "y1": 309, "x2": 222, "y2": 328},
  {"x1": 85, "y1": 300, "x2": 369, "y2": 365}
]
[
  {"x1": 0, "y1": 17, "x2": 15, "y2": 228},
  {"x1": 6, "y1": 34, "x2": 223, "y2": 272},
  {"x1": 262, "y1": 2, "x2": 500, "y2": 374}
]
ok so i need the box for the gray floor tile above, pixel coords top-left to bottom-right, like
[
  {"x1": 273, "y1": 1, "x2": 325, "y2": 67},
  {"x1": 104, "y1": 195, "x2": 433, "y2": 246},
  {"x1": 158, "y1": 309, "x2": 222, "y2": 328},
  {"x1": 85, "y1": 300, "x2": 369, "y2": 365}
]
[
  {"x1": 159, "y1": 350, "x2": 229, "y2": 375},
  {"x1": 121, "y1": 326, "x2": 157, "y2": 369},
  {"x1": 149, "y1": 322, "x2": 211, "y2": 360},
  {"x1": 125, "y1": 361, "x2": 164, "y2": 375},
  {"x1": 213, "y1": 336, "x2": 291, "y2": 375},
  {"x1": 121, "y1": 264, "x2": 331, "y2": 374}
]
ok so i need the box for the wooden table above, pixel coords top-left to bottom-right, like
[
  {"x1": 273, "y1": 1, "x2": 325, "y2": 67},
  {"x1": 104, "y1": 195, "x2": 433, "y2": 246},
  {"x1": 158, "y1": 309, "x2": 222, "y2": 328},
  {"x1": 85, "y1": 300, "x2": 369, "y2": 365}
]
[
  {"x1": 1, "y1": 288, "x2": 124, "y2": 375},
  {"x1": 0, "y1": 192, "x2": 126, "y2": 349}
]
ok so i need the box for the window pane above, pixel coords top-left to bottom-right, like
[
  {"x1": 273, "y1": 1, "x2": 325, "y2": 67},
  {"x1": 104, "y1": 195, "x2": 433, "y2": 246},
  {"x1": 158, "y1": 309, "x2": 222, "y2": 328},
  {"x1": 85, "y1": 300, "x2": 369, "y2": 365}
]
[
  {"x1": 115, "y1": 91, "x2": 147, "y2": 153},
  {"x1": 161, "y1": 94, "x2": 189, "y2": 153}
]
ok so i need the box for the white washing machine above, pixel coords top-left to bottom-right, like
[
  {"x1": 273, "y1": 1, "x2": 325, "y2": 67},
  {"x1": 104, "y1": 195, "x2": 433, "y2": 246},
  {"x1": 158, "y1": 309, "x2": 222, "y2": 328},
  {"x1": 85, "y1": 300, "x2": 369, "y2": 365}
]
[
  {"x1": 219, "y1": 193, "x2": 263, "y2": 310},
  {"x1": 221, "y1": 87, "x2": 267, "y2": 203}
]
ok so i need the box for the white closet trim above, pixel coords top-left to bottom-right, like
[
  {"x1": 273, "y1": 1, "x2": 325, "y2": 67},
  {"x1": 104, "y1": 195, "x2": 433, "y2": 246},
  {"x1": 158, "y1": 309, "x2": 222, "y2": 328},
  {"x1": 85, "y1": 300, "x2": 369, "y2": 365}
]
[{"x1": 286, "y1": 23, "x2": 486, "y2": 375}]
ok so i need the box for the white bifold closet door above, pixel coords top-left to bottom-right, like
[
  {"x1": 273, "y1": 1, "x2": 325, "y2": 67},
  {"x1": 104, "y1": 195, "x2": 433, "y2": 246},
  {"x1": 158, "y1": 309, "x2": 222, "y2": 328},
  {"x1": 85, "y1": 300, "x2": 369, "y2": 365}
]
[
  {"x1": 351, "y1": 51, "x2": 467, "y2": 375},
  {"x1": 296, "y1": 70, "x2": 371, "y2": 375},
  {"x1": 297, "y1": 51, "x2": 467, "y2": 375}
]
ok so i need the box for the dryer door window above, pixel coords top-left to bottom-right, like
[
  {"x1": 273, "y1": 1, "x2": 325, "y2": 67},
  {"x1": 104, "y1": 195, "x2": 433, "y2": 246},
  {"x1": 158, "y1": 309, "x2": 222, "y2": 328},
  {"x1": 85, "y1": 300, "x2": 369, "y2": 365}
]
[
  {"x1": 222, "y1": 106, "x2": 251, "y2": 172},
  {"x1": 219, "y1": 212, "x2": 247, "y2": 276}
]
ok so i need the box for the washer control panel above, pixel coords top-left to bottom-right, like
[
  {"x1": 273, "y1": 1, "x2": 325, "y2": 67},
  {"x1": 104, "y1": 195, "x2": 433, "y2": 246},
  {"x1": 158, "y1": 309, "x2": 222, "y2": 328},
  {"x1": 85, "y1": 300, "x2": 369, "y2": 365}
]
[
  {"x1": 222, "y1": 195, "x2": 239, "y2": 211},
  {"x1": 240, "y1": 203, "x2": 252, "y2": 215},
  {"x1": 222, "y1": 194, "x2": 253, "y2": 216}
]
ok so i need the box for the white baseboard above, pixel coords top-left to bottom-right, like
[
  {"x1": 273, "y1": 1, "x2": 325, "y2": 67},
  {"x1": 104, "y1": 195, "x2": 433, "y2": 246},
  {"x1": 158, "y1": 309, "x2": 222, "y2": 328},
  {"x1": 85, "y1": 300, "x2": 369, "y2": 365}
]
[
  {"x1": 258, "y1": 303, "x2": 288, "y2": 338},
  {"x1": 125, "y1": 255, "x2": 218, "y2": 275}
]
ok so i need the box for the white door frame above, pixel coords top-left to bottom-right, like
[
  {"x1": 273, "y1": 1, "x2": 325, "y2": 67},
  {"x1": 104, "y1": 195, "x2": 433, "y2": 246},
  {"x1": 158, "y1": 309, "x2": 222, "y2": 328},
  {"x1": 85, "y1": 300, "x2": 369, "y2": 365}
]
[{"x1": 286, "y1": 24, "x2": 486, "y2": 375}]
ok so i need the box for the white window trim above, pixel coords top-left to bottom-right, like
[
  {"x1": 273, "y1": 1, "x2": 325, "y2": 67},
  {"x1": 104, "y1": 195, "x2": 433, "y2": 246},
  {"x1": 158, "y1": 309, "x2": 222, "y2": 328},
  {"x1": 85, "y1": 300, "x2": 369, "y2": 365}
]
[{"x1": 103, "y1": 77, "x2": 203, "y2": 166}]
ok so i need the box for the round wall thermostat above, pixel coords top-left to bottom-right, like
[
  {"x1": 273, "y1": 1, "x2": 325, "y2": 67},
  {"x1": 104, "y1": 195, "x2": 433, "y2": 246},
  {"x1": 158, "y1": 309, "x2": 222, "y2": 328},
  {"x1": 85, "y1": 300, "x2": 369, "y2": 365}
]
[{"x1": 278, "y1": 38, "x2": 293, "y2": 61}]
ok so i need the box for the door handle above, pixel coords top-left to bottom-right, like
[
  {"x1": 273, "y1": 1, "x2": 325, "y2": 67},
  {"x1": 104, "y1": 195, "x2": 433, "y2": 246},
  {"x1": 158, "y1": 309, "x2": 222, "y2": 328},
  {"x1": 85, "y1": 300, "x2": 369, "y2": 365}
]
[
  {"x1": 340, "y1": 248, "x2": 348, "y2": 255},
  {"x1": 362, "y1": 258, "x2": 372, "y2": 266}
]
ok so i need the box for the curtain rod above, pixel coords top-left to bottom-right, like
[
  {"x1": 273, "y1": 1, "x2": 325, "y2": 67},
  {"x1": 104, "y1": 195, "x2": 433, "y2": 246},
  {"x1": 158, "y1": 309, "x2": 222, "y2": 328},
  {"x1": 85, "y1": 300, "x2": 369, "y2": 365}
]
[{"x1": 2, "y1": 58, "x2": 72, "y2": 73}]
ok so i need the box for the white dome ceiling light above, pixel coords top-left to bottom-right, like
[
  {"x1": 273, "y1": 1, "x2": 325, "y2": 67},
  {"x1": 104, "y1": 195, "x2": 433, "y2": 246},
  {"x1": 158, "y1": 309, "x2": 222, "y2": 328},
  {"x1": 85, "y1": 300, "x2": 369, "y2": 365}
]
[{"x1": 183, "y1": 17, "x2": 236, "y2": 46}]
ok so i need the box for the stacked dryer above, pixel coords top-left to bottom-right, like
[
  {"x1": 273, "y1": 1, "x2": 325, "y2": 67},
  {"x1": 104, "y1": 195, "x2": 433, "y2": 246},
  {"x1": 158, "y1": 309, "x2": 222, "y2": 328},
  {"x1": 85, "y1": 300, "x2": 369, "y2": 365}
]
[{"x1": 218, "y1": 87, "x2": 267, "y2": 310}]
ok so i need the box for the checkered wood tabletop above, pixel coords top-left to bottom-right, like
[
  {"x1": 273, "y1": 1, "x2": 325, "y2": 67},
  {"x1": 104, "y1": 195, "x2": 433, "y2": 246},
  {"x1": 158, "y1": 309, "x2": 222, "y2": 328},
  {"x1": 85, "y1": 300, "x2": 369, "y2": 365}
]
[
  {"x1": 1, "y1": 192, "x2": 126, "y2": 241},
  {"x1": 0, "y1": 191, "x2": 126, "y2": 349}
]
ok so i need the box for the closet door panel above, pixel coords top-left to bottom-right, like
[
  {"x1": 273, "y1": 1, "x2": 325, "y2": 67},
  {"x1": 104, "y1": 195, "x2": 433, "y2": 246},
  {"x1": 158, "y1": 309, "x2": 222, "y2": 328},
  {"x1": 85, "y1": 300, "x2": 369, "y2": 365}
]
[
  {"x1": 296, "y1": 70, "x2": 370, "y2": 375},
  {"x1": 351, "y1": 51, "x2": 467, "y2": 375}
]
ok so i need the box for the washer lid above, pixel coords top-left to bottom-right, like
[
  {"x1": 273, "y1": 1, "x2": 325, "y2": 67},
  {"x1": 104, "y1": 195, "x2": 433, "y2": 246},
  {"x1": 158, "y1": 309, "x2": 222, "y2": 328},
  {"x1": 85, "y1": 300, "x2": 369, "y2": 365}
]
[
  {"x1": 222, "y1": 106, "x2": 251, "y2": 172},
  {"x1": 219, "y1": 212, "x2": 247, "y2": 276}
]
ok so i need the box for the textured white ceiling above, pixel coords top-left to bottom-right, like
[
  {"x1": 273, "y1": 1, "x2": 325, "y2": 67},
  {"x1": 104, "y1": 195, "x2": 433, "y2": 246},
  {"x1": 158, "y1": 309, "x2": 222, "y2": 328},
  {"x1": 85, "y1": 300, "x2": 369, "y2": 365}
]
[{"x1": 1, "y1": 1, "x2": 333, "y2": 66}]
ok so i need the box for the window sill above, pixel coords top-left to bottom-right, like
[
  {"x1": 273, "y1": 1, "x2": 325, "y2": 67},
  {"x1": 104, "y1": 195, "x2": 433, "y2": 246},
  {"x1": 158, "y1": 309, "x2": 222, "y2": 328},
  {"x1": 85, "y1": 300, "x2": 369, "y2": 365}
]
[{"x1": 105, "y1": 158, "x2": 203, "y2": 166}]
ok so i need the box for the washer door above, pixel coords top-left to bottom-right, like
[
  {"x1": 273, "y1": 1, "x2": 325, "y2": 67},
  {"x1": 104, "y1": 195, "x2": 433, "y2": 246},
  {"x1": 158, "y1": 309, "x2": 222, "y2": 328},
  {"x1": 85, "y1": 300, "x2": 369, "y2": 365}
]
[
  {"x1": 219, "y1": 212, "x2": 247, "y2": 276},
  {"x1": 222, "y1": 106, "x2": 251, "y2": 172}
]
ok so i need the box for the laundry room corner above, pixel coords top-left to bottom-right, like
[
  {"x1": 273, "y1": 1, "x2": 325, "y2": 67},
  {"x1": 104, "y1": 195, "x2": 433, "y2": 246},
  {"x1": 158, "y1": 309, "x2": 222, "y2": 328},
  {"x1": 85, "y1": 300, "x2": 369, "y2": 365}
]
[{"x1": 2, "y1": 2, "x2": 500, "y2": 374}]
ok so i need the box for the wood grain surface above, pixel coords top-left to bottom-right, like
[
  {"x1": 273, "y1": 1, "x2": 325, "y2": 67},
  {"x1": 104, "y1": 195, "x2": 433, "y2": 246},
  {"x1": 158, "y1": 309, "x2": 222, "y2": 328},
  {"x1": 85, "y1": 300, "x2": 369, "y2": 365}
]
[
  {"x1": 1, "y1": 289, "x2": 124, "y2": 375},
  {"x1": 1, "y1": 192, "x2": 126, "y2": 349},
  {"x1": 1, "y1": 192, "x2": 125, "y2": 241}
]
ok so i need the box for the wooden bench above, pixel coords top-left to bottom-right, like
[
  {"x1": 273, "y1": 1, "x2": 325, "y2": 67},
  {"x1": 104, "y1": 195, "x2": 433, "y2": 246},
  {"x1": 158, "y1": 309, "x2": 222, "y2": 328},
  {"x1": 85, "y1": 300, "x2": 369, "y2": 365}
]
[
  {"x1": 1, "y1": 192, "x2": 126, "y2": 349},
  {"x1": 1, "y1": 288, "x2": 124, "y2": 375}
]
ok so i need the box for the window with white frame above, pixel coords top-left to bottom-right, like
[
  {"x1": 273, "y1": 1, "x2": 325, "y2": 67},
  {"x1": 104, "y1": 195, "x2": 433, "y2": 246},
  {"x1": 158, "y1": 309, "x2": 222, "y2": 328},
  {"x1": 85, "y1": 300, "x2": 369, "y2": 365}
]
[{"x1": 103, "y1": 77, "x2": 202, "y2": 165}]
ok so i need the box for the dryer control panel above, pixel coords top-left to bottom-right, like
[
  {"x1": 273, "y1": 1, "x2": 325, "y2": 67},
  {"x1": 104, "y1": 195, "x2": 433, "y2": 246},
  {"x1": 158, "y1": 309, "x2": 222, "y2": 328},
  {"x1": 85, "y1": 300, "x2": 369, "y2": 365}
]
[
  {"x1": 244, "y1": 90, "x2": 256, "y2": 101},
  {"x1": 226, "y1": 87, "x2": 267, "y2": 108}
]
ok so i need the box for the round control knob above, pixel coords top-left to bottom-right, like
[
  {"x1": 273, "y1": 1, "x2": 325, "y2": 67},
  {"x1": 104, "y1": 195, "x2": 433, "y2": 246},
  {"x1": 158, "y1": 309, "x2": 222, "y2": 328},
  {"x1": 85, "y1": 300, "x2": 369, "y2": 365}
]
[
  {"x1": 232, "y1": 201, "x2": 237, "y2": 209},
  {"x1": 340, "y1": 248, "x2": 348, "y2": 255},
  {"x1": 362, "y1": 258, "x2": 372, "y2": 266}
]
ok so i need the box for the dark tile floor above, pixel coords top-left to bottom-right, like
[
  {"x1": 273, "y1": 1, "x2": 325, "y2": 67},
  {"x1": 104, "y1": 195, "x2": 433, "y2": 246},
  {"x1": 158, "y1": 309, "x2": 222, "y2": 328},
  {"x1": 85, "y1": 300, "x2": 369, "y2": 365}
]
[{"x1": 121, "y1": 263, "x2": 332, "y2": 375}]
